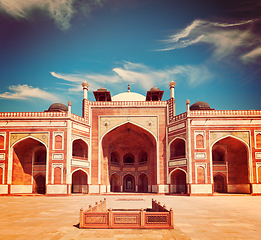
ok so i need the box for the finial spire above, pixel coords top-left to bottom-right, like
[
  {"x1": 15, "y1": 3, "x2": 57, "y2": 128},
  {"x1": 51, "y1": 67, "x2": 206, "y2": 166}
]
[{"x1": 128, "y1": 84, "x2": 130, "y2": 92}]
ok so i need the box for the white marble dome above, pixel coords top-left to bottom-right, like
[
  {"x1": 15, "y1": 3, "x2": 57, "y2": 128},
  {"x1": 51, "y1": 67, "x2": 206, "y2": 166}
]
[{"x1": 112, "y1": 92, "x2": 146, "y2": 101}]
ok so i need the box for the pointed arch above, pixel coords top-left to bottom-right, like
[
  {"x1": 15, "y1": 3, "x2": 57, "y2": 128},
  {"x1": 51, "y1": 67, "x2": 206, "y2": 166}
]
[
  {"x1": 11, "y1": 135, "x2": 48, "y2": 149},
  {"x1": 170, "y1": 168, "x2": 187, "y2": 194},
  {"x1": 256, "y1": 133, "x2": 261, "y2": 148},
  {"x1": 34, "y1": 173, "x2": 46, "y2": 194},
  {"x1": 169, "y1": 137, "x2": 186, "y2": 159},
  {"x1": 138, "y1": 172, "x2": 148, "y2": 193},
  {"x1": 10, "y1": 136, "x2": 48, "y2": 187},
  {"x1": 211, "y1": 135, "x2": 250, "y2": 193},
  {"x1": 123, "y1": 173, "x2": 135, "y2": 192},
  {"x1": 213, "y1": 173, "x2": 227, "y2": 193},
  {"x1": 101, "y1": 121, "x2": 158, "y2": 189},
  {"x1": 72, "y1": 139, "x2": 88, "y2": 159},
  {"x1": 100, "y1": 121, "x2": 157, "y2": 143},
  {"x1": 110, "y1": 173, "x2": 120, "y2": 192},
  {"x1": 168, "y1": 167, "x2": 188, "y2": 183},
  {"x1": 0, "y1": 135, "x2": 5, "y2": 149},
  {"x1": 54, "y1": 135, "x2": 63, "y2": 149},
  {"x1": 196, "y1": 134, "x2": 204, "y2": 148},
  {"x1": 71, "y1": 169, "x2": 88, "y2": 194},
  {"x1": 71, "y1": 168, "x2": 89, "y2": 182}
]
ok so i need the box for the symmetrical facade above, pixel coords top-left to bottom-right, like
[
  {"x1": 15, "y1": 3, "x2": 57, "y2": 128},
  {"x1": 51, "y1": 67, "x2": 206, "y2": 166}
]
[{"x1": 0, "y1": 81, "x2": 261, "y2": 195}]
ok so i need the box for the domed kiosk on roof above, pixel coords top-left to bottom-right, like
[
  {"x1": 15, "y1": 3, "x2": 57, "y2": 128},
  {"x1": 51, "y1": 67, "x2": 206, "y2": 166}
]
[
  {"x1": 190, "y1": 100, "x2": 214, "y2": 110},
  {"x1": 150, "y1": 86, "x2": 160, "y2": 91},
  {"x1": 46, "y1": 102, "x2": 68, "y2": 112}
]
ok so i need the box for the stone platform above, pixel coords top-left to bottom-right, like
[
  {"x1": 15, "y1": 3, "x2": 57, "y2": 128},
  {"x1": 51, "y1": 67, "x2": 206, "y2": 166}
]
[{"x1": 0, "y1": 194, "x2": 261, "y2": 239}]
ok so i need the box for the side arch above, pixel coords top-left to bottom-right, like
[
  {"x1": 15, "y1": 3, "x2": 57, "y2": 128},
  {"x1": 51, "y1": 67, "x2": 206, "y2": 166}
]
[
  {"x1": 72, "y1": 137, "x2": 89, "y2": 147},
  {"x1": 169, "y1": 136, "x2": 187, "y2": 146},
  {"x1": 71, "y1": 168, "x2": 89, "y2": 183},
  {"x1": 168, "y1": 167, "x2": 188, "y2": 183},
  {"x1": 11, "y1": 135, "x2": 48, "y2": 149},
  {"x1": 211, "y1": 135, "x2": 251, "y2": 193},
  {"x1": 33, "y1": 173, "x2": 46, "y2": 194},
  {"x1": 110, "y1": 172, "x2": 120, "y2": 192},
  {"x1": 71, "y1": 169, "x2": 89, "y2": 194},
  {"x1": 9, "y1": 136, "x2": 48, "y2": 186},
  {"x1": 169, "y1": 168, "x2": 187, "y2": 194},
  {"x1": 211, "y1": 134, "x2": 250, "y2": 150},
  {"x1": 138, "y1": 172, "x2": 148, "y2": 193}
]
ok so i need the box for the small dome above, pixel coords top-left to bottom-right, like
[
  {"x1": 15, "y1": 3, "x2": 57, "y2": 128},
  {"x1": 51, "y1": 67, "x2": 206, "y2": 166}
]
[
  {"x1": 97, "y1": 86, "x2": 107, "y2": 91},
  {"x1": 47, "y1": 103, "x2": 68, "y2": 112},
  {"x1": 150, "y1": 86, "x2": 160, "y2": 91},
  {"x1": 190, "y1": 100, "x2": 213, "y2": 110},
  {"x1": 112, "y1": 92, "x2": 146, "y2": 101}
]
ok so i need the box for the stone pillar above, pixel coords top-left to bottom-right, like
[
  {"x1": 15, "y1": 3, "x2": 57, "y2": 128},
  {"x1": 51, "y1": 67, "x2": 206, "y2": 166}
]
[
  {"x1": 82, "y1": 81, "x2": 89, "y2": 100},
  {"x1": 68, "y1": 100, "x2": 71, "y2": 116},
  {"x1": 169, "y1": 80, "x2": 176, "y2": 99},
  {"x1": 186, "y1": 99, "x2": 190, "y2": 116}
]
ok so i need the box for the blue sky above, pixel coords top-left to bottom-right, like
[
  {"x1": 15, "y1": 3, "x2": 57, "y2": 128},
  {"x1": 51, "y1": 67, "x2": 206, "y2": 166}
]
[{"x1": 0, "y1": 0, "x2": 260, "y2": 116}]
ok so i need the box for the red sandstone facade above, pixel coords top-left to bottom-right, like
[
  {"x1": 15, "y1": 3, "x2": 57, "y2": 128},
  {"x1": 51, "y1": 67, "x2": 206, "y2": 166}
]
[{"x1": 0, "y1": 81, "x2": 261, "y2": 195}]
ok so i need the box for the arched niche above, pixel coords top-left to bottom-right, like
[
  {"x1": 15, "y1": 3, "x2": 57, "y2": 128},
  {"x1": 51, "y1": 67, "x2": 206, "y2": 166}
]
[
  {"x1": 72, "y1": 139, "x2": 88, "y2": 159},
  {"x1": 138, "y1": 151, "x2": 147, "y2": 164},
  {"x1": 110, "y1": 151, "x2": 120, "y2": 164},
  {"x1": 212, "y1": 146, "x2": 226, "y2": 163},
  {"x1": 123, "y1": 153, "x2": 135, "y2": 165},
  {"x1": 170, "y1": 138, "x2": 186, "y2": 159},
  {"x1": 138, "y1": 173, "x2": 148, "y2": 192}
]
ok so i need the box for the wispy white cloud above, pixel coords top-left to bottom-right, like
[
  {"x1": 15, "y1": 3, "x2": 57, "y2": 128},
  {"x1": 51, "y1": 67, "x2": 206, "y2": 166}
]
[
  {"x1": 158, "y1": 19, "x2": 261, "y2": 63},
  {"x1": 241, "y1": 46, "x2": 261, "y2": 62},
  {"x1": 51, "y1": 61, "x2": 213, "y2": 92},
  {"x1": 0, "y1": 0, "x2": 105, "y2": 31},
  {"x1": 0, "y1": 84, "x2": 59, "y2": 101}
]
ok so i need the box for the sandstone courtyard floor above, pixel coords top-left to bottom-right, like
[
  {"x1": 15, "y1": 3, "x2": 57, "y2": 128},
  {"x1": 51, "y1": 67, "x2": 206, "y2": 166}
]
[{"x1": 0, "y1": 194, "x2": 261, "y2": 239}]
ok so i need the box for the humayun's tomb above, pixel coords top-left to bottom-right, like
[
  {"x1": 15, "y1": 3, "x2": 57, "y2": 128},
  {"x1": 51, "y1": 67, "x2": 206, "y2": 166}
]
[{"x1": 0, "y1": 81, "x2": 261, "y2": 195}]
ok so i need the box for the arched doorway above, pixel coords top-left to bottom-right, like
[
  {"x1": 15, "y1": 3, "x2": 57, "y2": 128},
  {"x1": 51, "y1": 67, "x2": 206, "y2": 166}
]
[
  {"x1": 34, "y1": 175, "x2": 46, "y2": 194},
  {"x1": 212, "y1": 136, "x2": 249, "y2": 193},
  {"x1": 123, "y1": 174, "x2": 135, "y2": 192},
  {"x1": 110, "y1": 173, "x2": 120, "y2": 192},
  {"x1": 170, "y1": 169, "x2": 187, "y2": 194},
  {"x1": 138, "y1": 173, "x2": 148, "y2": 192},
  {"x1": 214, "y1": 174, "x2": 226, "y2": 193},
  {"x1": 102, "y1": 122, "x2": 157, "y2": 193},
  {"x1": 12, "y1": 137, "x2": 47, "y2": 193},
  {"x1": 71, "y1": 170, "x2": 88, "y2": 194}
]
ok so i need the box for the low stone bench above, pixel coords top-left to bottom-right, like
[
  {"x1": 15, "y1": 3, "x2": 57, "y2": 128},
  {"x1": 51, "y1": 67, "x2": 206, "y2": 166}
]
[{"x1": 79, "y1": 198, "x2": 174, "y2": 229}]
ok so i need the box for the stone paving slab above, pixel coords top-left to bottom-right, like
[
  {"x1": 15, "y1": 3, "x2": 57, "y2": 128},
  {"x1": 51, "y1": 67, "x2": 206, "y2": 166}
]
[{"x1": 0, "y1": 195, "x2": 261, "y2": 239}]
